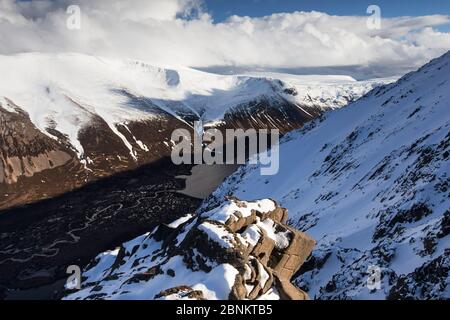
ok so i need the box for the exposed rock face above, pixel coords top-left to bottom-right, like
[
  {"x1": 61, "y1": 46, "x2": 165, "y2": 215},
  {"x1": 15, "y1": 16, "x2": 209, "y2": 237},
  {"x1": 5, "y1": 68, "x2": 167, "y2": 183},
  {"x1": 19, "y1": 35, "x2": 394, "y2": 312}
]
[
  {"x1": 220, "y1": 92, "x2": 322, "y2": 135},
  {"x1": 64, "y1": 197, "x2": 315, "y2": 300},
  {"x1": 0, "y1": 100, "x2": 86, "y2": 209},
  {"x1": 0, "y1": 101, "x2": 74, "y2": 184}
]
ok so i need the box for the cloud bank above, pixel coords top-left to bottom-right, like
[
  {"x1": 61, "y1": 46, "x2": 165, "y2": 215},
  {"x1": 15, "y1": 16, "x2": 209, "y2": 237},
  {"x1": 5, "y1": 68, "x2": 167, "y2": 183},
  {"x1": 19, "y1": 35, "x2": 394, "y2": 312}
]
[{"x1": 1, "y1": 0, "x2": 449, "y2": 77}]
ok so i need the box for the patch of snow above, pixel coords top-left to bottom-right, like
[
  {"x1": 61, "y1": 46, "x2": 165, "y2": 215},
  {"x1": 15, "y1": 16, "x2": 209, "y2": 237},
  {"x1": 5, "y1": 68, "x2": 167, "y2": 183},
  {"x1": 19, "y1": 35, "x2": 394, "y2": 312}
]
[
  {"x1": 241, "y1": 225, "x2": 261, "y2": 247},
  {"x1": 198, "y1": 221, "x2": 235, "y2": 249},
  {"x1": 0, "y1": 97, "x2": 17, "y2": 113},
  {"x1": 168, "y1": 214, "x2": 194, "y2": 229},
  {"x1": 204, "y1": 198, "x2": 276, "y2": 224},
  {"x1": 257, "y1": 218, "x2": 290, "y2": 249}
]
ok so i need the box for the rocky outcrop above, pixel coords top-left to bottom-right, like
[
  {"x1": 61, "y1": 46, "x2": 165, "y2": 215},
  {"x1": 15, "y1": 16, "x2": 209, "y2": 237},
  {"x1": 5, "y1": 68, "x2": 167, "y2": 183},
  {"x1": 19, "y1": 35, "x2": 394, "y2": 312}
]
[{"x1": 64, "y1": 197, "x2": 315, "y2": 300}]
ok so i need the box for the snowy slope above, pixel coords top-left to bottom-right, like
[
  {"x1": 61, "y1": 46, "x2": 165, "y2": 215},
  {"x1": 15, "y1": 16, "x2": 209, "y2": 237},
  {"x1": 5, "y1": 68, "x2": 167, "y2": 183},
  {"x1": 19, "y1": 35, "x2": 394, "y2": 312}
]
[
  {"x1": 0, "y1": 53, "x2": 389, "y2": 161},
  {"x1": 204, "y1": 52, "x2": 450, "y2": 299}
]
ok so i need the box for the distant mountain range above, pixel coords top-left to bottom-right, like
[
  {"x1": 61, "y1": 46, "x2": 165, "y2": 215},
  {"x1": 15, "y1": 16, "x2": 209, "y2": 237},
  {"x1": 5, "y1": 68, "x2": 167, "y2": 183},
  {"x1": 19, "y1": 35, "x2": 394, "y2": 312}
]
[{"x1": 0, "y1": 53, "x2": 388, "y2": 209}]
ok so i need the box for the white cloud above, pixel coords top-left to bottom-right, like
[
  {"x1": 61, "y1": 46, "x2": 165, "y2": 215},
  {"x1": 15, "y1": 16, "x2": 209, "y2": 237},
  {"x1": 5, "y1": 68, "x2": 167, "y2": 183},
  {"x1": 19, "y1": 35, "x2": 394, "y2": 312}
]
[{"x1": 0, "y1": 0, "x2": 449, "y2": 77}]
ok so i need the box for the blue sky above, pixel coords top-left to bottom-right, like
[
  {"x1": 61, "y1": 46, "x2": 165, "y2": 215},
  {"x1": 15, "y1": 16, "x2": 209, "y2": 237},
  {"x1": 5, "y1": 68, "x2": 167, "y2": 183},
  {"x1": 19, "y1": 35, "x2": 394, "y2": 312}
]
[{"x1": 204, "y1": 0, "x2": 450, "y2": 31}]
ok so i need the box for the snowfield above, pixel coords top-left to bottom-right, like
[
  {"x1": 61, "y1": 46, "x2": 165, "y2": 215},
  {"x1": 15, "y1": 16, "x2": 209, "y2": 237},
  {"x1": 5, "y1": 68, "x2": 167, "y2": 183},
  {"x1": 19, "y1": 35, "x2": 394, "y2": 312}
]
[{"x1": 204, "y1": 52, "x2": 450, "y2": 299}]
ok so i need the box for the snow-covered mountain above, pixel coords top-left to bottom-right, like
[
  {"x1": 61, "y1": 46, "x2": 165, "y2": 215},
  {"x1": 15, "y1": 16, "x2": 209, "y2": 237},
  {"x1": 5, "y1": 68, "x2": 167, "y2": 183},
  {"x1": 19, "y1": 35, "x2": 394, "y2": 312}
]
[
  {"x1": 204, "y1": 51, "x2": 450, "y2": 299},
  {"x1": 0, "y1": 53, "x2": 387, "y2": 158},
  {"x1": 0, "y1": 53, "x2": 387, "y2": 209}
]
